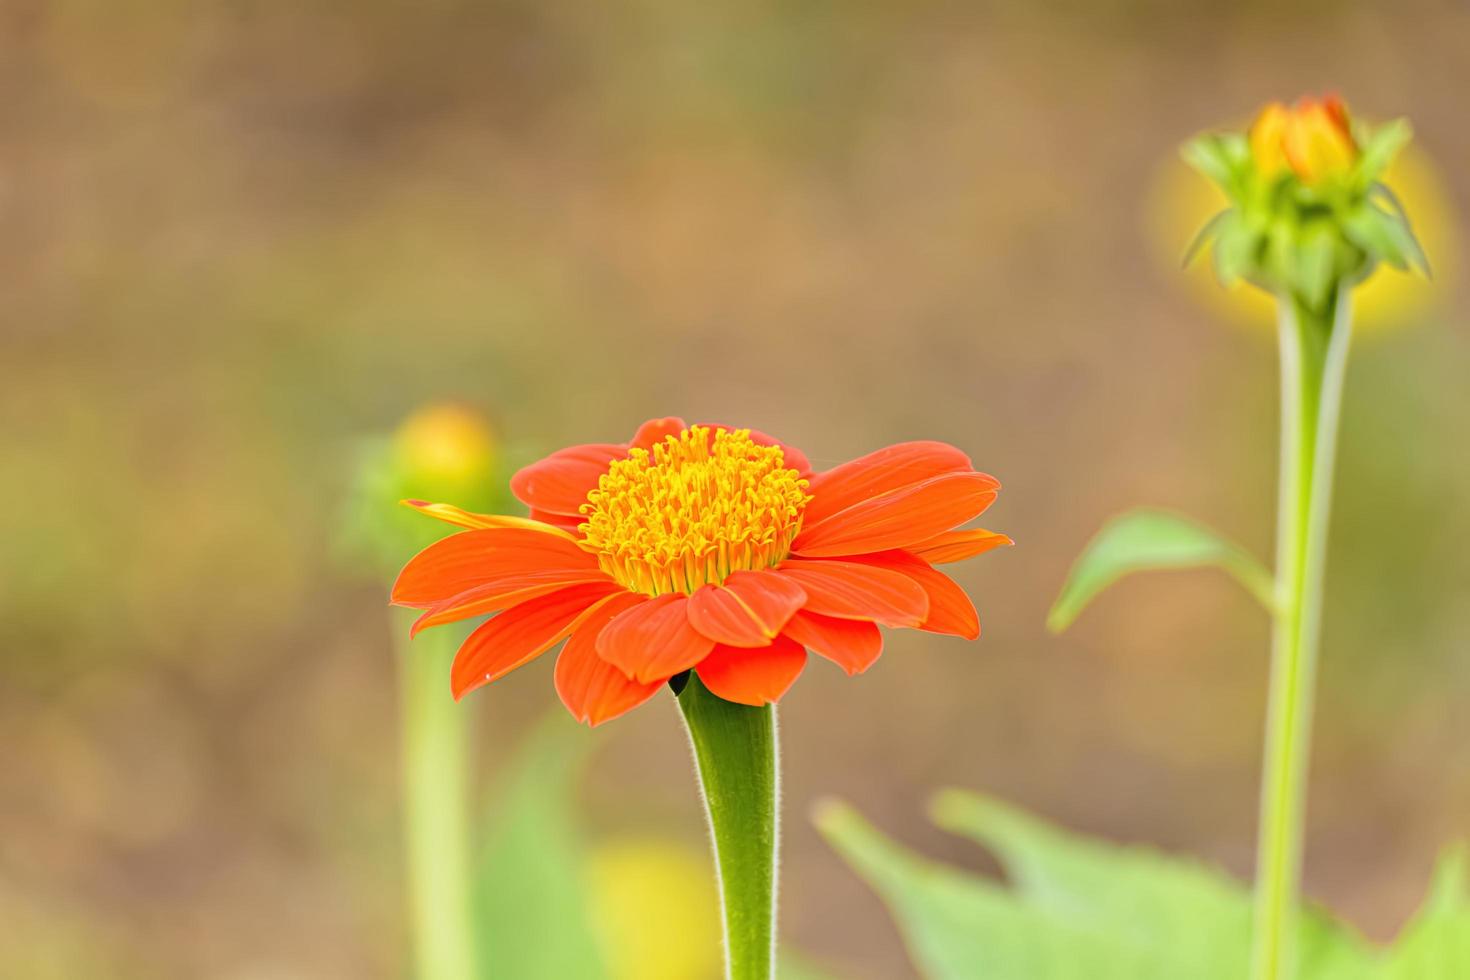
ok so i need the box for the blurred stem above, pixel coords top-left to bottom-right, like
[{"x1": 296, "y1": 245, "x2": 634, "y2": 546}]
[
  {"x1": 678, "y1": 674, "x2": 779, "y2": 980},
  {"x1": 395, "y1": 611, "x2": 478, "y2": 980},
  {"x1": 1251, "y1": 291, "x2": 1352, "y2": 980}
]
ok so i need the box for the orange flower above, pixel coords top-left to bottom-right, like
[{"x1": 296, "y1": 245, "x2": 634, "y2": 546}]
[
  {"x1": 393, "y1": 418, "x2": 1010, "y2": 725},
  {"x1": 1249, "y1": 95, "x2": 1357, "y2": 185}
]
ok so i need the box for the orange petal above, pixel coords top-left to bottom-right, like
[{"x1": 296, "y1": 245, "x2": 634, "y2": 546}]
[
  {"x1": 781, "y1": 611, "x2": 882, "y2": 675},
  {"x1": 774, "y1": 560, "x2": 928, "y2": 627},
  {"x1": 392, "y1": 527, "x2": 601, "y2": 607},
  {"x1": 630, "y1": 417, "x2": 689, "y2": 450},
  {"x1": 686, "y1": 570, "x2": 807, "y2": 648},
  {"x1": 450, "y1": 582, "x2": 623, "y2": 699},
  {"x1": 510, "y1": 442, "x2": 628, "y2": 519},
  {"x1": 554, "y1": 592, "x2": 664, "y2": 726},
  {"x1": 596, "y1": 593, "x2": 716, "y2": 683},
  {"x1": 793, "y1": 471, "x2": 1000, "y2": 559},
  {"x1": 907, "y1": 528, "x2": 1013, "y2": 564},
  {"x1": 802, "y1": 441, "x2": 973, "y2": 526},
  {"x1": 410, "y1": 568, "x2": 615, "y2": 636},
  {"x1": 400, "y1": 500, "x2": 579, "y2": 539},
  {"x1": 854, "y1": 552, "x2": 979, "y2": 639},
  {"x1": 695, "y1": 636, "x2": 807, "y2": 706}
]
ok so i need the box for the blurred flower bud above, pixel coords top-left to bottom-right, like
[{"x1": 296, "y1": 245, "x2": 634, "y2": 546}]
[
  {"x1": 336, "y1": 403, "x2": 501, "y2": 579},
  {"x1": 1250, "y1": 96, "x2": 1357, "y2": 186},
  {"x1": 1183, "y1": 94, "x2": 1427, "y2": 313},
  {"x1": 392, "y1": 403, "x2": 497, "y2": 503}
]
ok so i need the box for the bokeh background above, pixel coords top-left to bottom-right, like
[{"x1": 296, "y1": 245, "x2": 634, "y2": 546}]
[{"x1": 3, "y1": 0, "x2": 1469, "y2": 976}]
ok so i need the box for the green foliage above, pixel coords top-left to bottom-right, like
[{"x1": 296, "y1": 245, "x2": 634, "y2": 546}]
[
  {"x1": 477, "y1": 718, "x2": 610, "y2": 980},
  {"x1": 1379, "y1": 848, "x2": 1470, "y2": 980},
  {"x1": 1047, "y1": 508, "x2": 1274, "y2": 632},
  {"x1": 1181, "y1": 116, "x2": 1427, "y2": 312},
  {"x1": 818, "y1": 792, "x2": 1469, "y2": 980}
]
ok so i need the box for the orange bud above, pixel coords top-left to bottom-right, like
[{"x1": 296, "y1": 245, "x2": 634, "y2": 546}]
[
  {"x1": 1249, "y1": 101, "x2": 1292, "y2": 178},
  {"x1": 1250, "y1": 94, "x2": 1358, "y2": 185}
]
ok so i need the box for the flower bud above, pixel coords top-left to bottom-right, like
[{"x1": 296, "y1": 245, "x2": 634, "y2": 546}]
[
  {"x1": 1249, "y1": 95, "x2": 1357, "y2": 185},
  {"x1": 393, "y1": 403, "x2": 497, "y2": 494}
]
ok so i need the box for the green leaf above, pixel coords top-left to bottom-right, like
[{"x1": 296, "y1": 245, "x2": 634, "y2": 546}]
[
  {"x1": 477, "y1": 717, "x2": 610, "y2": 980},
  {"x1": 1047, "y1": 508, "x2": 1275, "y2": 632},
  {"x1": 817, "y1": 796, "x2": 1373, "y2": 980},
  {"x1": 815, "y1": 801, "x2": 1154, "y2": 979},
  {"x1": 778, "y1": 951, "x2": 845, "y2": 980},
  {"x1": 930, "y1": 790, "x2": 1372, "y2": 980},
  {"x1": 1379, "y1": 847, "x2": 1470, "y2": 979}
]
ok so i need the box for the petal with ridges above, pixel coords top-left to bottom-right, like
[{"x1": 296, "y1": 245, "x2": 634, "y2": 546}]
[
  {"x1": 392, "y1": 527, "x2": 601, "y2": 607},
  {"x1": 781, "y1": 611, "x2": 883, "y2": 675},
  {"x1": 802, "y1": 441, "x2": 973, "y2": 526},
  {"x1": 686, "y1": 570, "x2": 808, "y2": 647},
  {"x1": 597, "y1": 593, "x2": 716, "y2": 683},
  {"x1": 908, "y1": 528, "x2": 1013, "y2": 564},
  {"x1": 450, "y1": 582, "x2": 624, "y2": 700},
  {"x1": 775, "y1": 560, "x2": 928, "y2": 627},
  {"x1": 410, "y1": 568, "x2": 615, "y2": 636},
  {"x1": 854, "y1": 552, "x2": 979, "y2": 639},
  {"x1": 793, "y1": 471, "x2": 999, "y2": 559},
  {"x1": 400, "y1": 500, "x2": 579, "y2": 540},
  {"x1": 555, "y1": 593, "x2": 664, "y2": 726},
  {"x1": 510, "y1": 442, "x2": 627, "y2": 518},
  {"x1": 696, "y1": 636, "x2": 807, "y2": 706}
]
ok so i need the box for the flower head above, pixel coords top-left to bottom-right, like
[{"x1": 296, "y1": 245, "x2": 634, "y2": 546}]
[
  {"x1": 392, "y1": 418, "x2": 1010, "y2": 725},
  {"x1": 1183, "y1": 94, "x2": 1427, "y2": 313}
]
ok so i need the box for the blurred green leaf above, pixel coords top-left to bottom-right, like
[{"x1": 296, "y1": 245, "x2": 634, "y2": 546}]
[
  {"x1": 778, "y1": 951, "x2": 845, "y2": 980},
  {"x1": 1048, "y1": 508, "x2": 1275, "y2": 632},
  {"x1": 930, "y1": 790, "x2": 1372, "y2": 980},
  {"x1": 817, "y1": 794, "x2": 1376, "y2": 980},
  {"x1": 477, "y1": 718, "x2": 609, "y2": 980},
  {"x1": 1379, "y1": 847, "x2": 1470, "y2": 979},
  {"x1": 816, "y1": 800, "x2": 1147, "y2": 979}
]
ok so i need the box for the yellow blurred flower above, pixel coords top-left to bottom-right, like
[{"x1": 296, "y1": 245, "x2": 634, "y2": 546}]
[
  {"x1": 1149, "y1": 140, "x2": 1456, "y2": 332},
  {"x1": 587, "y1": 838, "x2": 722, "y2": 980},
  {"x1": 393, "y1": 403, "x2": 497, "y2": 490}
]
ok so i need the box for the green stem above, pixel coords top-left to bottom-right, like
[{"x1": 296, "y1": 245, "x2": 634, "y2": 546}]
[
  {"x1": 1250, "y1": 290, "x2": 1353, "y2": 980},
  {"x1": 395, "y1": 612, "x2": 478, "y2": 980},
  {"x1": 677, "y1": 673, "x2": 779, "y2": 980}
]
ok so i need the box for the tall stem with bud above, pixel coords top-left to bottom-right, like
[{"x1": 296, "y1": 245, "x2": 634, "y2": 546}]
[{"x1": 1251, "y1": 290, "x2": 1353, "y2": 980}]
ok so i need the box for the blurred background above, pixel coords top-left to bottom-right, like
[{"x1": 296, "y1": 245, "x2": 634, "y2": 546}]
[{"x1": 3, "y1": 0, "x2": 1469, "y2": 976}]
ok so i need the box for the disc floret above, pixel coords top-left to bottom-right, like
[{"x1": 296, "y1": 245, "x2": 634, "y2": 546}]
[{"x1": 579, "y1": 426, "x2": 812, "y2": 595}]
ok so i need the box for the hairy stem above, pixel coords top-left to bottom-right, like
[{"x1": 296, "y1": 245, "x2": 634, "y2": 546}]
[
  {"x1": 678, "y1": 674, "x2": 780, "y2": 980},
  {"x1": 1250, "y1": 291, "x2": 1353, "y2": 980}
]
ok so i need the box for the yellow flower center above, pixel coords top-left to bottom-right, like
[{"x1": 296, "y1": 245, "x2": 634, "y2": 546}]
[{"x1": 579, "y1": 426, "x2": 811, "y2": 595}]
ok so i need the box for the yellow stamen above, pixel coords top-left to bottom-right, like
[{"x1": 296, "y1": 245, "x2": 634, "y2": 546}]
[{"x1": 579, "y1": 426, "x2": 812, "y2": 595}]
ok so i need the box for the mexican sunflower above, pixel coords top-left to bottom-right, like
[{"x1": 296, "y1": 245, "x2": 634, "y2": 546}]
[{"x1": 392, "y1": 418, "x2": 1009, "y2": 725}]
